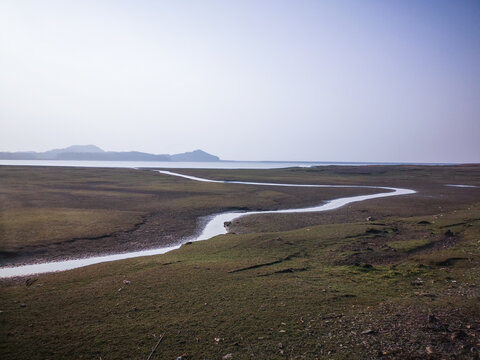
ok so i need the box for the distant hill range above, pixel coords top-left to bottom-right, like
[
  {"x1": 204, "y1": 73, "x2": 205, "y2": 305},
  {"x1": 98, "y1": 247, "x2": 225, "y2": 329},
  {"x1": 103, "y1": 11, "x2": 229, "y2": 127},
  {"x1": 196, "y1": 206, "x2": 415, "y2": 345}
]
[{"x1": 0, "y1": 145, "x2": 220, "y2": 162}]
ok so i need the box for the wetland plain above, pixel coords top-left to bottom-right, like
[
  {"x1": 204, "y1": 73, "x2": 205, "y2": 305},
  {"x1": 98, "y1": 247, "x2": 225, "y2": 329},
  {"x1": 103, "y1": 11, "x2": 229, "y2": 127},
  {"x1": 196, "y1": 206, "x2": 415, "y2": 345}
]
[{"x1": 1, "y1": 164, "x2": 479, "y2": 359}]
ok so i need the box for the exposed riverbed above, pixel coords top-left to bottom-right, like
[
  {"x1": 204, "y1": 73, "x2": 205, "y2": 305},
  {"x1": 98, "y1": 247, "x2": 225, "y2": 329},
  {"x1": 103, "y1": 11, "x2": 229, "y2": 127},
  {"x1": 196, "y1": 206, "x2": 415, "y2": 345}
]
[{"x1": 0, "y1": 171, "x2": 416, "y2": 278}]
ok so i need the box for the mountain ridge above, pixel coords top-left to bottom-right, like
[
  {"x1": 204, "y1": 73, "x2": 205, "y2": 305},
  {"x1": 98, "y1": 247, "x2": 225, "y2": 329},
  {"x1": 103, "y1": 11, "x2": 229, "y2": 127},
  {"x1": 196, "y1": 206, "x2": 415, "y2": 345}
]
[{"x1": 0, "y1": 146, "x2": 220, "y2": 162}]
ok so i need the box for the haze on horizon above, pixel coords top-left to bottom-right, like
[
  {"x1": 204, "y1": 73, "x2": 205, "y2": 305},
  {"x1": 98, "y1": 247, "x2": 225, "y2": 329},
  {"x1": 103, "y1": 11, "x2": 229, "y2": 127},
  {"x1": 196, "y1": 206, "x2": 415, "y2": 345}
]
[{"x1": 0, "y1": 0, "x2": 479, "y2": 163}]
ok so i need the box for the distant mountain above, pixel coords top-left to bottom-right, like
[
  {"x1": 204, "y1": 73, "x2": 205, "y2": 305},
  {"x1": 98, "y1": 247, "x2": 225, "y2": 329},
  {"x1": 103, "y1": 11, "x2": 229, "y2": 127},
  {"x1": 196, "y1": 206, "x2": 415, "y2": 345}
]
[
  {"x1": 170, "y1": 149, "x2": 220, "y2": 162},
  {"x1": 41, "y1": 144, "x2": 105, "y2": 159},
  {"x1": 55, "y1": 151, "x2": 171, "y2": 161},
  {"x1": 53, "y1": 144, "x2": 104, "y2": 153},
  {"x1": 0, "y1": 145, "x2": 220, "y2": 162}
]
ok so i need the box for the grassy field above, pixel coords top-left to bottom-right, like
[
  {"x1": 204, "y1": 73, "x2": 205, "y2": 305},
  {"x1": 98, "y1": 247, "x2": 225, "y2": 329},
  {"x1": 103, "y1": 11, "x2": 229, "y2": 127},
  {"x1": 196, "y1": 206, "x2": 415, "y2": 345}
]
[{"x1": 0, "y1": 164, "x2": 479, "y2": 359}]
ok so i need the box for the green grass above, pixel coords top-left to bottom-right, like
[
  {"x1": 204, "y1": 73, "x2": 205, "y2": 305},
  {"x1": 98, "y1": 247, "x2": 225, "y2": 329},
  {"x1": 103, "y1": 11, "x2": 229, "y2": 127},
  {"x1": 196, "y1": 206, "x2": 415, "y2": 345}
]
[
  {"x1": 386, "y1": 238, "x2": 431, "y2": 252},
  {"x1": 1, "y1": 204, "x2": 480, "y2": 359},
  {"x1": 0, "y1": 208, "x2": 143, "y2": 250}
]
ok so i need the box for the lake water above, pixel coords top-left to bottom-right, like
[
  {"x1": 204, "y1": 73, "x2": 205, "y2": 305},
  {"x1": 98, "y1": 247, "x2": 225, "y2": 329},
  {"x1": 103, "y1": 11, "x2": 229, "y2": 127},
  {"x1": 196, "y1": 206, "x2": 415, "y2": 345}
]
[{"x1": 0, "y1": 159, "x2": 447, "y2": 169}]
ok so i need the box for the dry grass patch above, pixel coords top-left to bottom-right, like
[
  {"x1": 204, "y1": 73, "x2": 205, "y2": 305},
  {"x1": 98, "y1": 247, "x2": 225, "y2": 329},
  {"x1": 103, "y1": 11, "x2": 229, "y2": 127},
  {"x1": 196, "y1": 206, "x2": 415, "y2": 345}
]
[
  {"x1": 387, "y1": 239, "x2": 431, "y2": 252},
  {"x1": 0, "y1": 208, "x2": 143, "y2": 251}
]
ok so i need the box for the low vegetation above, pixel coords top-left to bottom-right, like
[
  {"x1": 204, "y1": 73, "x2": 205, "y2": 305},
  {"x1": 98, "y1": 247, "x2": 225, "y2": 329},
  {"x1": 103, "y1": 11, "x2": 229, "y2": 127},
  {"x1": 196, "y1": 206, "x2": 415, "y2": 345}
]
[
  {"x1": 386, "y1": 239, "x2": 431, "y2": 252},
  {"x1": 0, "y1": 208, "x2": 144, "y2": 250}
]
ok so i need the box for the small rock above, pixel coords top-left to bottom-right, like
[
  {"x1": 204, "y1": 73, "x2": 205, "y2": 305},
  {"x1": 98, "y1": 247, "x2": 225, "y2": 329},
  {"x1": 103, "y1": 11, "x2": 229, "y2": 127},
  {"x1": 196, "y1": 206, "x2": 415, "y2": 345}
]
[
  {"x1": 415, "y1": 292, "x2": 436, "y2": 298},
  {"x1": 411, "y1": 278, "x2": 424, "y2": 286},
  {"x1": 224, "y1": 221, "x2": 232, "y2": 227},
  {"x1": 278, "y1": 342, "x2": 283, "y2": 349},
  {"x1": 451, "y1": 330, "x2": 467, "y2": 340},
  {"x1": 123, "y1": 280, "x2": 131, "y2": 285},
  {"x1": 426, "y1": 346, "x2": 433, "y2": 354},
  {"x1": 183, "y1": 241, "x2": 193, "y2": 245},
  {"x1": 25, "y1": 278, "x2": 38, "y2": 287},
  {"x1": 20, "y1": 303, "x2": 26, "y2": 308},
  {"x1": 361, "y1": 329, "x2": 378, "y2": 335},
  {"x1": 222, "y1": 354, "x2": 233, "y2": 359},
  {"x1": 214, "y1": 337, "x2": 221, "y2": 344},
  {"x1": 366, "y1": 216, "x2": 375, "y2": 221}
]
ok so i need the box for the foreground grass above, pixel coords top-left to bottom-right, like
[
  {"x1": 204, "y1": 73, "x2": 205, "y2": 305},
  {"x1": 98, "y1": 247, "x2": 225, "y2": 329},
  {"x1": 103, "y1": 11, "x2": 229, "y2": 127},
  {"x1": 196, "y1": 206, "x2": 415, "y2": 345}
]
[{"x1": 1, "y1": 206, "x2": 479, "y2": 359}]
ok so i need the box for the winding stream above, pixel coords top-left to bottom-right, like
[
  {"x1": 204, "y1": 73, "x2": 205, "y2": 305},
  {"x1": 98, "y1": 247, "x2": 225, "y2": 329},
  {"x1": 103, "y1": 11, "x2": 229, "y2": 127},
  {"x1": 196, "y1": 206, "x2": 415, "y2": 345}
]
[{"x1": 0, "y1": 171, "x2": 416, "y2": 278}]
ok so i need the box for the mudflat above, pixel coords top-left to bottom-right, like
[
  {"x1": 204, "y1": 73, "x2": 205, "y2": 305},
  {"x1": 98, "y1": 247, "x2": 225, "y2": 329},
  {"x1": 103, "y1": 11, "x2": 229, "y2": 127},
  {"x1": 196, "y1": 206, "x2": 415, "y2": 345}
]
[{"x1": 0, "y1": 164, "x2": 479, "y2": 359}]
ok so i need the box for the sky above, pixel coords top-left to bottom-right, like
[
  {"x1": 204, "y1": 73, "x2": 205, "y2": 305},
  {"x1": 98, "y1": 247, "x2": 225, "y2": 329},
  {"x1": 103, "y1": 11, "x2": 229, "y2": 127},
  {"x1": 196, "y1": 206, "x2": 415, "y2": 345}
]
[{"x1": 0, "y1": 0, "x2": 479, "y2": 163}]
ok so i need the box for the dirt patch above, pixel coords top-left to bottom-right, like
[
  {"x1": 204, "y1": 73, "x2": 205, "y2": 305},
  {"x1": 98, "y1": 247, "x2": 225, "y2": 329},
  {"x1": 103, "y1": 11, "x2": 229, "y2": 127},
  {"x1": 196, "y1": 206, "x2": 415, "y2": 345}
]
[
  {"x1": 337, "y1": 301, "x2": 480, "y2": 359},
  {"x1": 337, "y1": 224, "x2": 462, "y2": 266}
]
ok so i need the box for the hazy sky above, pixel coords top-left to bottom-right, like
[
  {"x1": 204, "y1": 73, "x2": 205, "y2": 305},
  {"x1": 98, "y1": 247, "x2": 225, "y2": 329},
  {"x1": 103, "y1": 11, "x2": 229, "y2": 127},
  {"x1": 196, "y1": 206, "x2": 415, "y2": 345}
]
[{"x1": 1, "y1": 0, "x2": 479, "y2": 162}]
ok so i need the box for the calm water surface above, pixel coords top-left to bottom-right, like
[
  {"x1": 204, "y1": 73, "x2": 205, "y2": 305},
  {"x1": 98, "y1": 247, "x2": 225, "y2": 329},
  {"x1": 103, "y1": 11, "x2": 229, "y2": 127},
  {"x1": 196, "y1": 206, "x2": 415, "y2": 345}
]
[{"x1": 0, "y1": 159, "x2": 448, "y2": 169}]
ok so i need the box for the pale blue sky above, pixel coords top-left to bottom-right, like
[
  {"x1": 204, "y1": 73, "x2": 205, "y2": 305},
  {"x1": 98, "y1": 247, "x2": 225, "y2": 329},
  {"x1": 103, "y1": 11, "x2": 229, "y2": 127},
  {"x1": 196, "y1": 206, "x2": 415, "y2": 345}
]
[{"x1": 0, "y1": 0, "x2": 479, "y2": 162}]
